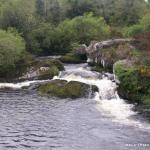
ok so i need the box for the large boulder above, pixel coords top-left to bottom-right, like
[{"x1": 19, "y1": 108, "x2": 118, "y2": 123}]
[
  {"x1": 38, "y1": 80, "x2": 98, "y2": 99},
  {"x1": 19, "y1": 59, "x2": 64, "y2": 80},
  {"x1": 85, "y1": 39, "x2": 133, "y2": 71}
]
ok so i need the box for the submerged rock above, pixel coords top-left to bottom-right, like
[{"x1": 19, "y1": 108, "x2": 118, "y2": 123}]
[{"x1": 38, "y1": 80, "x2": 98, "y2": 99}]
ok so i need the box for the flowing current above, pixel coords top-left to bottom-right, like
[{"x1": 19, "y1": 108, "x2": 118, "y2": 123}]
[{"x1": 0, "y1": 63, "x2": 150, "y2": 150}]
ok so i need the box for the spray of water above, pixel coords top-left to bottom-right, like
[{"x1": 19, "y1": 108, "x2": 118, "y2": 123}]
[{"x1": 54, "y1": 64, "x2": 150, "y2": 130}]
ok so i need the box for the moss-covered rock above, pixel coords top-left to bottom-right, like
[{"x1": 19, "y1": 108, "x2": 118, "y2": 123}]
[
  {"x1": 20, "y1": 59, "x2": 64, "y2": 80},
  {"x1": 87, "y1": 43, "x2": 138, "y2": 73},
  {"x1": 38, "y1": 80, "x2": 98, "y2": 99},
  {"x1": 91, "y1": 65, "x2": 105, "y2": 73},
  {"x1": 38, "y1": 66, "x2": 59, "y2": 80},
  {"x1": 114, "y1": 60, "x2": 150, "y2": 108},
  {"x1": 59, "y1": 53, "x2": 86, "y2": 64},
  {"x1": 38, "y1": 59, "x2": 64, "y2": 71}
]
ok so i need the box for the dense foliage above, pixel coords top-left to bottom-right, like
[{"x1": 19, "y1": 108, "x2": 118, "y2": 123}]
[
  {"x1": 0, "y1": 0, "x2": 149, "y2": 78},
  {"x1": 27, "y1": 13, "x2": 110, "y2": 55},
  {"x1": 124, "y1": 13, "x2": 150, "y2": 37},
  {"x1": 114, "y1": 60, "x2": 150, "y2": 108},
  {"x1": 0, "y1": 29, "x2": 25, "y2": 78},
  {"x1": 0, "y1": 0, "x2": 149, "y2": 109},
  {"x1": 0, "y1": 0, "x2": 149, "y2": 56}
]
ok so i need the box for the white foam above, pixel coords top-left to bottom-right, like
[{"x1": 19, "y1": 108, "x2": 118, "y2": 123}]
[
  {"x1": 1, "y1": 63, "x2": 149, "y2": 130},
  {"x1": 55, "y1": 64, "x2": 150, "y2": 130},
  {"x1": 0, "y1": 80, "x2": 46, "y2": 89}
]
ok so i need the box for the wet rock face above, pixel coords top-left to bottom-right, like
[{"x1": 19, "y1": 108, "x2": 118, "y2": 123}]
[
  {"x1": 75, "y1": 44, "x2": 87, "y2": 55},
  {"x1": 84, "y1": 39, "x2": 133, "y2": 71},
  {"x1": 38, "y1": 80, "x2": 98, "y2": 99}
]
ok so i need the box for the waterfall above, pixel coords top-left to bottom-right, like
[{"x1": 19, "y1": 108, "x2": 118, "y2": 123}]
[
  {"x1": 54, "y1": 63, "x2": 150, "y2": 128},
  {"x1": 0, "y1": 63, "x2": 149, "y2": 129},
  {"x1": 101, "y1": 59, "x2": 105, "y2": 68},
  {"x1": 87, "y1": 57, "x2": 93, "y2": 63}
]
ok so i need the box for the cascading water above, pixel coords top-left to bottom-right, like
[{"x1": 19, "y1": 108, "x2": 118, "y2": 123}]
[
  {"x1": 0, "y1": 63, "x2": 150, "y2": 150},
  {"x1": 54, "y1": 63, "x2": 150, "y2": 129},
  {"x1": 0, "y1": 63, "x2": 149, "y2": 129},
  {"x1": 0, "y1": 80, "x2": 47, "y2": 89}
]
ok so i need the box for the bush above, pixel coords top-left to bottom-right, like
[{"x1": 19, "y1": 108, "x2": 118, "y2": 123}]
[
  {"x1": 27, "y1": 13, "x2": 110, "y2": 56},
  {"x1": 142, "y1": 57, "x2": 150, "y2": 66},
  {"x1": 114, "y1": 60, "x2": 150, "y2": 105},
  {"x1": 58, "y1": 13, "x2": 110, "y2": 45},
  {"x1": 124, "y1": 25, "x2": 143, "y2": 37},
  {"x1": 27, "y1": 23, "x2": 57, "y2": 55},
  {"x1": 0, "y1": 29, "x2": 26, "y2": 78},
  {"x1": 0, "y1": 0, "x2": 37, "y2": 34},
  {"x1": 114, "y1": 61, "x2": 139, "y2": 95},
  {"x1": 124, "y1": 13, "x2": 150, "y2": 37},
  {"x1": 132, "y1": 31, "x2": 150, "y2": 51}
]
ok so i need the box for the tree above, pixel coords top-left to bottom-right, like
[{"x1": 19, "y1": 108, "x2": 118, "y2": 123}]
[
  {"x1": 36, "y1": 0, "x2": 64, "y2": 24},
  {"x1": 27, "y1": 23, "x2": 57, "y2": 55},
  {"x1": 0, "y1": 0, "x2": 37, "y2": 35},
  {"x1": 112, "y1": 0, "x2": 146, "y2": 26},
  {"x1": 65, "y1": 0, "x2": 94, "y2": 18},
  {"x1": 93, "y1": 0, "x2": 115, "y2": 23},
  {"x1": 28, "y1": 13, "x2": 110, "y2": 55},
  {"x1": 0, "y1": 29, "x2": 26, "y2": 77},
  {"x1": 124, "y1": 13, "x2": 150, "y2": 36}
]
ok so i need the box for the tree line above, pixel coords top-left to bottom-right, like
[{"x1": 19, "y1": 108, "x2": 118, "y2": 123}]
[{"x1": 0, "y1": 0, "x2": 149, "y2": 77}]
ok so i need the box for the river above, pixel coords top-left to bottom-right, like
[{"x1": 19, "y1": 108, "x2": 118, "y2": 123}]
[{"x1": 0, "y1": 63, "x2": 150, "y2": 150}]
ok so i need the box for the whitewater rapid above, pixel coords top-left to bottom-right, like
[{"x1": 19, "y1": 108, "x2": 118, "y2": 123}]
[
  {"x1": 0, "y1": 80, "x2": 48, "y2": 89},
  {"x1": 54, "y1": 64, "x2": 150, "y2": 130},
  {"x1": 0, "y1": 63, "x2": 149, "y2": 130}
]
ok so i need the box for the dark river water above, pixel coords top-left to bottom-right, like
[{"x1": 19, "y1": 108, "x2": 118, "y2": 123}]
[{"x1": 0, "y1": 64, "x2": 150, "y2": 150}]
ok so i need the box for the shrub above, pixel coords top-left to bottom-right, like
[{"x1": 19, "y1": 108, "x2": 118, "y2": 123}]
[
  {"x1": 114, "y1": 60, "x2": 150, "y2": 105},
  {"x1": 132, "y1": 31, "x2": 150, "y2": 51},
  {"x1": 124, "y1": 25, "x2": 143, "y2": 37},
  {"x1": 27, "y1": 13, "x2": 110, "y2": 55},
  {"x1": 123, "y1": 13, "x2": 150, "y2": 37},
  {"x1": 58, "y1": 13, "x2": 110, "y2": 45},
  {"x1": 0, "y1": 29, "x2": 26, "y2": 78},
  {"x1": 114, "y1": 61, "x2": 139, "y2": 96},
  {"x1": 27, "y1": 23, "x2": 56, "y2": 55},
  {"x1": 0, "y1": 0, "x2": 37, "y2": 34}
]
